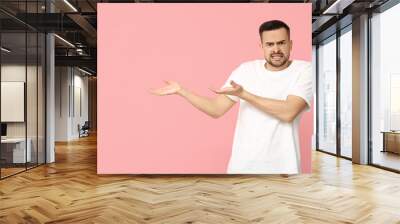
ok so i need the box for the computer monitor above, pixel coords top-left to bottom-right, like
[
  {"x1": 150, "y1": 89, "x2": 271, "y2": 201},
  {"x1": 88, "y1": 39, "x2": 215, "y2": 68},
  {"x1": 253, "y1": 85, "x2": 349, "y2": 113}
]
[{"x1": 1, "y1": 123, "x2": 7, "y2": 137}]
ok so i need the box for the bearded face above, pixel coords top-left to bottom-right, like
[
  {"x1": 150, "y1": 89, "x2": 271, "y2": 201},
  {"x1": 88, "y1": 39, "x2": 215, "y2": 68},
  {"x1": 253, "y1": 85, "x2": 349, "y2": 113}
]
[{"x1": 260, "y1": 28, "x2": 292, "y2": 70}]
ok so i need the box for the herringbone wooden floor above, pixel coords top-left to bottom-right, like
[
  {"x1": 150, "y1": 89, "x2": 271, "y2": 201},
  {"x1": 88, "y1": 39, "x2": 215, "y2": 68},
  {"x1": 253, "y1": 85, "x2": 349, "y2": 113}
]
[{"x1": 1, "y1": 134, "x2": 400, "y2": 224}]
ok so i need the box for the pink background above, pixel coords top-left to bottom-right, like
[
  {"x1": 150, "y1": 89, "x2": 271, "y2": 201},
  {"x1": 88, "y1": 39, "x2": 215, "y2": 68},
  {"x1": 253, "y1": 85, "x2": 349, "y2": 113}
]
[{"x1": 98, "y1": 3, "x2": 312, "y2": 174}]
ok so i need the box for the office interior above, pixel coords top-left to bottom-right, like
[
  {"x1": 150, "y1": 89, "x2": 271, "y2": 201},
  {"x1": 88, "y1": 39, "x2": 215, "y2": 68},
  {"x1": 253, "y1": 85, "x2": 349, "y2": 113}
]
[
  {"x1": 0, "y1": 0, "x2": 97, "y2": 179},
  {"x1": 0, "y1": 0, "x2": 400, "y2": 222}
]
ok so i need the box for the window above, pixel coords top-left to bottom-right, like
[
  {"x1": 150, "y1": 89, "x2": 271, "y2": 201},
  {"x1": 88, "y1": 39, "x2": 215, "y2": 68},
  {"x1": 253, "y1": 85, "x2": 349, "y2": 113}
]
[
  {"x1": 339, "y1": 27, "x2": 352, "y2": 158},
  {"x1": 370, "y1": 2, "x2": 400, "y2": 171},
  {"x1": 317, "y1": 35, "x2": 337, "y2": 154}
]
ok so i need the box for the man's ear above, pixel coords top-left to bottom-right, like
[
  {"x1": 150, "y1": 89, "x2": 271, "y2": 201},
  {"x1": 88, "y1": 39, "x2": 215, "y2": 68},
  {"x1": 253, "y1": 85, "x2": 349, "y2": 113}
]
[{"x1": 289, "y1": 40, "x2": 293, "y2": 51}]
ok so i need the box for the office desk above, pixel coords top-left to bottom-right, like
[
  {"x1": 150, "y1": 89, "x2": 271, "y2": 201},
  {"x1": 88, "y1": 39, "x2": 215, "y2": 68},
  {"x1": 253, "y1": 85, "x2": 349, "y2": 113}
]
[
  {"x1": 381, "y1": 131, "x2": 400, "y2": 154},
  {"x1": 1, "y1": 138, "x2": 32, "y2": 164}
]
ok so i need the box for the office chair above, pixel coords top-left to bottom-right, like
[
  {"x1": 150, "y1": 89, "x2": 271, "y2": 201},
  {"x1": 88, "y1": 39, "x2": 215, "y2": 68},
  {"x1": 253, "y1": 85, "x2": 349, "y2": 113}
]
[{"x1": 79, "y1": 121, "x2": 90, "y2": 138}]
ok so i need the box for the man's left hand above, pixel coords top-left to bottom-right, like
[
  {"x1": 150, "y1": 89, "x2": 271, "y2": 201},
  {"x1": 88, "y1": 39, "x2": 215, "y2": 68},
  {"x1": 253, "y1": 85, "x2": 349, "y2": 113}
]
[{"x1": 210, "y1": 81, "x2": 244, "y2": 97}]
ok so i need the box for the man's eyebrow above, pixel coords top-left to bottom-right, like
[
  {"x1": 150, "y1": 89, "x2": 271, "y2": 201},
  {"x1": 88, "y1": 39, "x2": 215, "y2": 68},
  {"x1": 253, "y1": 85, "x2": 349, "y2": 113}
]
[{"x1": 264, "y1": 40, "x2": 286, "y2": 44}]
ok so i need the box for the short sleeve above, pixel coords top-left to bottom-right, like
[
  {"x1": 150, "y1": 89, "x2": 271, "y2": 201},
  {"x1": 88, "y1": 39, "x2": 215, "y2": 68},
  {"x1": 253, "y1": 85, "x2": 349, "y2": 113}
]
[
  {"x1": 221, "y1": 65, "x2": 243, "y2": 102},
  {"x1": 287, "y1": 64, "x2": 313, "y2": 112}
]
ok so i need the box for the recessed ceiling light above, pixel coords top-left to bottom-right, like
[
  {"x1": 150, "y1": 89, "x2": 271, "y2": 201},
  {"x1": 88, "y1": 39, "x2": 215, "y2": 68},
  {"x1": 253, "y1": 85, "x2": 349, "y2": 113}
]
[
  {"x1": 1, "y1": 47, "x2": 11, "y2": 53},
  {"x1": 54, "y1": 34, "x2": 75, "y2": 48},
  {"x1": 322, "y1": 0, "x2": 355, "y2": 15},
  {"x1": 63, "y1": 0, "x2": 78, "y2": 12},
  {"x1": 77, "y1": 67, "x2": 93, "y2": 76}
]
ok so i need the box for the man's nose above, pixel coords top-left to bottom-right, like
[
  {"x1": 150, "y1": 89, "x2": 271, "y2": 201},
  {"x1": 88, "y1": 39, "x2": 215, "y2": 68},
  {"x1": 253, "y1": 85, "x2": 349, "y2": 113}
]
[{"x1": 272, "y1": 44, "x2": 280, "y2": 53}]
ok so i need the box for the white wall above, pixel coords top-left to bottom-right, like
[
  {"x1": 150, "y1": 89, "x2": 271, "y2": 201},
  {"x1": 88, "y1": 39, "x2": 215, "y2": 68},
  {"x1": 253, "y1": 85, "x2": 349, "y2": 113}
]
[
  {"x1": 1, "y1": 66, "x2": 26, "y2": 133},
  {"x1": 55, "y1": 66, "x2": 70, "y2": 141},
  {"x1": 1, "y1": 65, "x2": 40, "y2": 137},
  {"x1": 55, "y1": 67, "x2": 89, "y2": 141}
]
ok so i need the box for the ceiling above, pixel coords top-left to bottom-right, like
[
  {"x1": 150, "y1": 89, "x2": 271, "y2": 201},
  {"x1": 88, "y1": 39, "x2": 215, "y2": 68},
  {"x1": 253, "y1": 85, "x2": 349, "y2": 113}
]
[{"x1": 0, "y1": 0, "x2": 392, "y2": 75}]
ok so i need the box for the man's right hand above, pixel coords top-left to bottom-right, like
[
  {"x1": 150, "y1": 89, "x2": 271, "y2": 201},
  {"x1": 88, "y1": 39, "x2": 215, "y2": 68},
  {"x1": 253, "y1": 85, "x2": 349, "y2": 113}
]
[
  {"x1": 149, "y1": 79, "x2": 235, "y2": 119},
  {"x1": 150, "y1": 80, "x2": 182, "y2": 96}
]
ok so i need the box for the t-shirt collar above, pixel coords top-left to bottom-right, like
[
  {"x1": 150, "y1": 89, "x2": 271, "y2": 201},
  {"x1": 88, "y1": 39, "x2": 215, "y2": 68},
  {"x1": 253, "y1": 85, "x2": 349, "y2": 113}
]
[{"x1": 261, "y1": 59, "x2": 295, "y2": 73}]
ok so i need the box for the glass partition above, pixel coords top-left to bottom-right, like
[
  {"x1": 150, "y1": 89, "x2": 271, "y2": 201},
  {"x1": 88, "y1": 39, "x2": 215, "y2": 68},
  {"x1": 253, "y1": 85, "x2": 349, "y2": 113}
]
[
  {"x1": 0, "y1": 1, "x2": 46, "y2": 179},
  {"x1": 1, "y1": 31, "x2": 28, "y2": 177}
]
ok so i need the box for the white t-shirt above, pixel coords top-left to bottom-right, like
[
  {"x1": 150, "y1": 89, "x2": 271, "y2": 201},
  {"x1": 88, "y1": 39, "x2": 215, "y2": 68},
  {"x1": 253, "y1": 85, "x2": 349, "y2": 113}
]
[{"x1": 222, "y1": 59, "x2": 313, "y2": 174}]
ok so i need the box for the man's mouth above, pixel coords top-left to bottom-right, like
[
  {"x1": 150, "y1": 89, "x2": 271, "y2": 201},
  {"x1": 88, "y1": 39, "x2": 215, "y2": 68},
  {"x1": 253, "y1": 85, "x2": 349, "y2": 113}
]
[{"x1": 271, "y1": 54, "x2": 283, "y2": 60}]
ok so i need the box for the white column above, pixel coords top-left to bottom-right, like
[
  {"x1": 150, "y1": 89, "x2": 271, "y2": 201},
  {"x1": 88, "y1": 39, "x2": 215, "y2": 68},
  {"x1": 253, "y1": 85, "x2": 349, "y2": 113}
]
[
  {"x1": 46, "y1": 33, "x2": 55, "y2": 163},
  {"x1": 352, "y1": 14, "x2": 369, "y2": 164},
  {"x1": 46, "y1": 1, "x2": 55, "y2": 163}
]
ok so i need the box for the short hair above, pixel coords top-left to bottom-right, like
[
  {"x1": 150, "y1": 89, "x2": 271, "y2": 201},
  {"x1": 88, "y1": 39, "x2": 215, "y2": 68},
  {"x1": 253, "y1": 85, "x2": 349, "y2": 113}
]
[{"x1": 259, "y1": 20, "x2": 290, "y2": 39}]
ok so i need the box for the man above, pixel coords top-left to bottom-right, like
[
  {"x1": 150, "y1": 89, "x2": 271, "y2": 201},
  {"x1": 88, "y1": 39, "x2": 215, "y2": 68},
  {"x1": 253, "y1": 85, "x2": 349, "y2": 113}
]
[{"x1": 150, "y1": 20, "x2": 313, "y2": 174}]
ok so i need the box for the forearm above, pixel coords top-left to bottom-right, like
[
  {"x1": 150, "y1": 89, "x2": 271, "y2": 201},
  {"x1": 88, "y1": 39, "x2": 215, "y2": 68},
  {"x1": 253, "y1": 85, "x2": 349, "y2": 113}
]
[
  {"x1": 240, "y1": 90, "x2": 296, "y2": 122},
  {"x1": 177, "y1": 88, "x2": 222, "y2": 118}
]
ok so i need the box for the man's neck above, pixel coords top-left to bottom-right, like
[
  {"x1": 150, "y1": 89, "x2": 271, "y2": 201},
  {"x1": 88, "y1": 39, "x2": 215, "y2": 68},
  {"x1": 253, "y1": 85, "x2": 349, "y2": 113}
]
[{"x1": 264, "y1": 60, "x2": 292, "y2": 72}]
